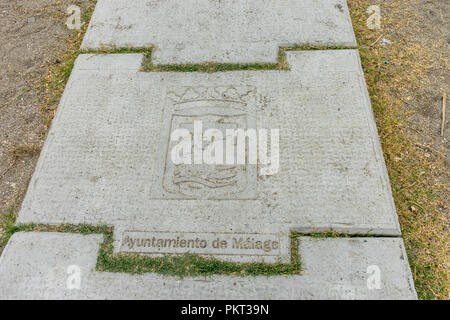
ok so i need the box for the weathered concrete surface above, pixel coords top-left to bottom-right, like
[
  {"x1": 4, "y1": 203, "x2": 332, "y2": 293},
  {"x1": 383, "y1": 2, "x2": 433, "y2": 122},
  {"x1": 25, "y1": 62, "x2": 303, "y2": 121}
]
[
  {"x1": 81, "y1": 0, "x2": 357, "y2": 64},
  {"x1": 0, "y1": 232, "x2": 417, "y2": 299},
  {"x1": 15, "y1": 51, "x2": 401, "y2": 265}
]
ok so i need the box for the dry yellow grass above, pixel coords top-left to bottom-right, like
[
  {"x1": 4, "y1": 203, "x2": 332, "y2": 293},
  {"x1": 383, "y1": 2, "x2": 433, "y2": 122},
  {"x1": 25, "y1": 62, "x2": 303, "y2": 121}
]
[{"x1": 348, "y1": 0, "x2": 449, "y2": 299}]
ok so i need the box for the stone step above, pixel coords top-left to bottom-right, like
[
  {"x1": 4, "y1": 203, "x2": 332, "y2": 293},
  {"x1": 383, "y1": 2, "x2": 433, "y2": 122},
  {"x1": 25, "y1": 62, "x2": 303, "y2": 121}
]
[
  {"x1": 0, "y1": 232, "x2": 416, "y2": 299},
  {"x1": 16, "y1": 51, "x2": 401, "y2": 267},
  {"x1": 81, "y1": 0, "x2": 357, "y2": 64}
]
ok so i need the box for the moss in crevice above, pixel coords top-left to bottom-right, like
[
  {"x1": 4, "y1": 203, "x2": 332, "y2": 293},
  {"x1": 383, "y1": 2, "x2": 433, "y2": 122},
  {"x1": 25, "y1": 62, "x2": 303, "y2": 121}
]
[{"x1": 79, "y1": 44, "x2": 356, "y2": 73}]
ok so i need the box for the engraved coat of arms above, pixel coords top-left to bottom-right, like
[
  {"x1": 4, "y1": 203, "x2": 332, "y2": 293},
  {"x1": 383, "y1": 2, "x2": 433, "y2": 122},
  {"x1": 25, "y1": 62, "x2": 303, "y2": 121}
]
[{"x1": 151, "y1": 86, "x2": 258, "y2": 200}]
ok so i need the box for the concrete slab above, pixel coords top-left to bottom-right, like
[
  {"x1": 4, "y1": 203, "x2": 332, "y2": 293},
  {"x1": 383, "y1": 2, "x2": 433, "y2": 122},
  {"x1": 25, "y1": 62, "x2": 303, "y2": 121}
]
[
  {"x1": 81, "y1": 0, "x2": 357, "y2": 64},
  {"x1": 0, "y1": 232, "x2": 417, "y2": 299},
  {"x1": 16, "y1": 50, "x2": 401, "y2": 264},
  {"x1": 0, "y1": 0, "x2": 416, "y2": 300}
]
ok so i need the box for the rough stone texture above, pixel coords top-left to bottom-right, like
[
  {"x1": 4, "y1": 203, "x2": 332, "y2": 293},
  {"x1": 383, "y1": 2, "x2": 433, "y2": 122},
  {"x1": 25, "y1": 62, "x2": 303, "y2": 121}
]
[
  {"x1": 15, "y1": 51, "x2": 401, "y2": 264},
  {"x1": 0, "y1": 232, "x2": 416, "y2": 299},
  {"x1": 81, "y1": 0, "x2": 357, "y2": 64}
]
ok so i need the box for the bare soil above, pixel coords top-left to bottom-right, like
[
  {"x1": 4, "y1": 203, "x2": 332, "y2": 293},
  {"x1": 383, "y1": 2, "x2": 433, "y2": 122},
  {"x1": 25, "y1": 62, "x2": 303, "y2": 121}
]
[
  {"x1": 0, "y1": 0, "x2": 89, "y2": 213},
  {"x1": 401, "y1": 0, "x2": 449, "y2": 171}
]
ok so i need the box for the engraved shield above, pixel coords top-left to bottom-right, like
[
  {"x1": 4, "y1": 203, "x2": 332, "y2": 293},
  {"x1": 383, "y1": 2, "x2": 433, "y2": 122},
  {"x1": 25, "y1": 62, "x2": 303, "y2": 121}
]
[{"x1": 151, "y1": 86, "x2": 258, "y2": 200}]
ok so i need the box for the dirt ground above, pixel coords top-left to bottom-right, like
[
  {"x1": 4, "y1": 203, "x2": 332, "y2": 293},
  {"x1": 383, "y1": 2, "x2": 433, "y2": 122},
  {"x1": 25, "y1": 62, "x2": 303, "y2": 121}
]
[
  {"x1": 0, "y1": 0, "x2": 448, "y2": 298},
  {"x1": 0, "y1": 0, "x2": 89, "y2": 221},
  {"x1": 398, "y1": 0, "x2": 449, "y2": 176},
  {"x1": 349, "y1": 0, "x2": 449, "y2": 299}
]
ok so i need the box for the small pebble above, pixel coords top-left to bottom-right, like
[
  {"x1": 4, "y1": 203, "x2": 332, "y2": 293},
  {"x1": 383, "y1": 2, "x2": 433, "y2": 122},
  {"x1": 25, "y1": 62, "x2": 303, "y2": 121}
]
[{"x1": 382, "y1": 38, "x2": 392, "y2": 46}]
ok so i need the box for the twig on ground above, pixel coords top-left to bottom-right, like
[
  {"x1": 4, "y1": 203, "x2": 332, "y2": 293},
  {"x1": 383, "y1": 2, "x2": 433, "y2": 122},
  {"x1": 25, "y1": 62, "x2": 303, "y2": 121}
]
[
  {"x1": 441, "y1": 93, "x2": 446, "y2": 136},
  {"x1": 415, "y1": 143, "x2": 446, "y2": 158},
  {"x1": 0, "y1": 158, "x2": 17, "y2": 181},
  {"x1": 370, "y1": 34, "x2": 383, "y2": 46}
]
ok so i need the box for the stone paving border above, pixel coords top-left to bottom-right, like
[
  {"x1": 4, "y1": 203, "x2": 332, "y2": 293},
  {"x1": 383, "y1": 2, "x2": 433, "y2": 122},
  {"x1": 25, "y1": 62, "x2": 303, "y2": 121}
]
[
  {"x1": 0, "y1": 223, "x2": 301, "y2": 277},
  {"x1": 81, "y1": 0, "x2": 357, "y2": 64},
  {"x1": 0, "y1": 232, "x2": 416, "y2": 299},
  {"x1": 80, "y1": 44, "x2": 357, "y2": 73}
]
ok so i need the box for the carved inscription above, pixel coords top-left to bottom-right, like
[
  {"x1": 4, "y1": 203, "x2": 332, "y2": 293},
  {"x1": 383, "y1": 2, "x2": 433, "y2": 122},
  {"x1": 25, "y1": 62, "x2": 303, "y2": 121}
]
[{"x1": 120, "y1": 231, "x2": 281, "y2": 257}]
